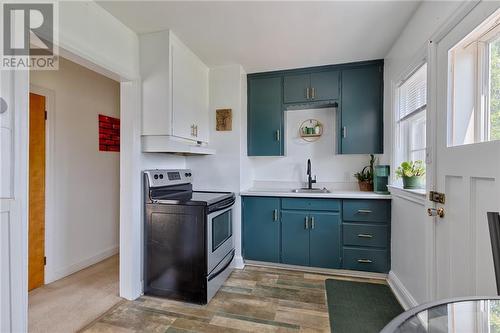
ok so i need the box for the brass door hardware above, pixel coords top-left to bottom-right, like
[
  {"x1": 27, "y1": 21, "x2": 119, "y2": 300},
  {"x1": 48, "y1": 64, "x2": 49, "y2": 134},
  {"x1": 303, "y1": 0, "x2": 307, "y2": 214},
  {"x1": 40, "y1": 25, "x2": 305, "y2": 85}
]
[
  {"x1": 428, "y1": 207, "x2": 445, "y2": 218},
  {"x1": 429, "y1": 191, "x2": 445, "y2": 204}
]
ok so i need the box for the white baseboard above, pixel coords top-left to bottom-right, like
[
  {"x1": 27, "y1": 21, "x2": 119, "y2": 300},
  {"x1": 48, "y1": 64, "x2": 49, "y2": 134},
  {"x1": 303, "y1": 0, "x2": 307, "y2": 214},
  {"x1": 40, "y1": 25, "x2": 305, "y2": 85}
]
[
  {"x1": 233, "y1": 255, "x2": 245, "y2": 269},
  {"x1": 244, "y1": 260, "x2": 388, "y2": 280},
  {"x1": 387, "y1": 270, "x2": 418, "y2": 310},
  {"x1": 45, "y1": 246, "x2": 119, "y2": 283}
]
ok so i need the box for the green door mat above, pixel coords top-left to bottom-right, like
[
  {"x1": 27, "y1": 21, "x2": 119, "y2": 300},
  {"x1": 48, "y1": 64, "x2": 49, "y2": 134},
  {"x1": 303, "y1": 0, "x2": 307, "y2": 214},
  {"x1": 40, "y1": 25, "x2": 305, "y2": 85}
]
[{"x1": 325, "y1": 279, "x2": 403, "y2": 333}]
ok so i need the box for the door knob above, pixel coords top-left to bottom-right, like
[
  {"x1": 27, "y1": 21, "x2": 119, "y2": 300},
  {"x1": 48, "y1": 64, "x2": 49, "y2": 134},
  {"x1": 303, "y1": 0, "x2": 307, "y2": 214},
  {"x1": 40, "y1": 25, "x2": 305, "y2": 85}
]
[{"x1": 428, "y1": 207, "x2": 445, "y2": 218}]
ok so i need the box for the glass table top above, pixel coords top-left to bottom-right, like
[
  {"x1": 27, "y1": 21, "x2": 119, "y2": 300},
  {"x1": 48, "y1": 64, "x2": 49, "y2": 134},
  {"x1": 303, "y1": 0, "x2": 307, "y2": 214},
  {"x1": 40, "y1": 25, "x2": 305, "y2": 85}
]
[{"x1": 382, "y1": 297, "x2": 500, "y2": 333}]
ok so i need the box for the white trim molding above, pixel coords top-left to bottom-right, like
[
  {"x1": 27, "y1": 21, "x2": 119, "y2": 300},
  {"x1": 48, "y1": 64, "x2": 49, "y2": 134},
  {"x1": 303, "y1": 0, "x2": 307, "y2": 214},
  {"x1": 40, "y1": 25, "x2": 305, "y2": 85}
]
[
  {"x1": 388, "y1": 185, "x2": 426, "y2": 206},
  {"x1": 245, "y1": 260, "x2": 388, "y2": 281},
  {"x1": 387, "y1": 271, "x2": 419, "y2": 310}
]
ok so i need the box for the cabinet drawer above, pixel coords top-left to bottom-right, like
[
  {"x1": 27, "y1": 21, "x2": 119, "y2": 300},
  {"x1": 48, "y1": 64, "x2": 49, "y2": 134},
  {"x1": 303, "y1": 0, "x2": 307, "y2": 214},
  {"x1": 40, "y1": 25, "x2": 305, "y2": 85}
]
[
  {"x1": 343, "y1": 248, "x2": 388, "y2": 273},
  {"x1": 342, "y1": 200, "x2": 390, "y2": 223},
  {"x1": 343, "y1": 223, "x2": 388, "y2": 248},
  {"x1": 282, "y1": 198, "x2": 340, "y2": 211}
]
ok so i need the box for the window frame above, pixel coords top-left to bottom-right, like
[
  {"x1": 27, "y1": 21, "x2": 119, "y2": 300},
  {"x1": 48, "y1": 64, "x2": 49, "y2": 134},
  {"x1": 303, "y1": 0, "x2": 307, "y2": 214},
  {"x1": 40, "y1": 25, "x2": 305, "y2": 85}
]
[
  {"x1": 448, "y1": 17, "x2": 500, "y2": 146},
  {"x1": 394, "y1": 62, "x2": 428, "y2": 181}
]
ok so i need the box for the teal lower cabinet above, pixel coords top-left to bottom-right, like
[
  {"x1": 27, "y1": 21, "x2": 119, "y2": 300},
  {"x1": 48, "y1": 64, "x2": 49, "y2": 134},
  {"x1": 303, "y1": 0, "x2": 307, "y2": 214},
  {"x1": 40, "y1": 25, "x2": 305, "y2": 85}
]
[
  {"x1": 242, "y1": 197, "x2": 280, "y2": 263},
  {"x1": 309, "y1": 212, "x2": 341, "y2": 269},
  {"x1": 242, "y1": 196, "x2": 390, "y2": 273},
  {"x1": 281, "y1": 211, "x2": 310, "y2": 266},
  {"x1": 342, "y1": 248, "x2": 389, "y2": 273}
]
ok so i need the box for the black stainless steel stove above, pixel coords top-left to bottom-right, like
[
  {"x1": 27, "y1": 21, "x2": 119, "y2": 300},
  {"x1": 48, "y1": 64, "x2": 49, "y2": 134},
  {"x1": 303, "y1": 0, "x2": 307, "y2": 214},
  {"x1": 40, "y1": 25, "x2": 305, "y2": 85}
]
[{"x1": 143, "y1": 169, "x2": 235, "y2": 304}]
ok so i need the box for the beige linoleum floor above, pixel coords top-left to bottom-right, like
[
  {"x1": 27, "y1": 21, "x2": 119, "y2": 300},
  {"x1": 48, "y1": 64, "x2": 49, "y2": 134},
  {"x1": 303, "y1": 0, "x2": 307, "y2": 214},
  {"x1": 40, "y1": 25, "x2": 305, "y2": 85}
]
[
  {"x1": 82, "y1": 265, "x2": 386, "y2": 333},
  {"x1": 29, "y1": 255, "x2": 122, "y2": 333}
]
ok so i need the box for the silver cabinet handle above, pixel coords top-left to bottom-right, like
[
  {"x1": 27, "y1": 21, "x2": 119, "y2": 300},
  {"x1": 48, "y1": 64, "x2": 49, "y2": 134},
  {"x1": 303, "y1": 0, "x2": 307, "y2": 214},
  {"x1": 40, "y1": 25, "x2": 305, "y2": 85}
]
[
  {"x1": 357, "y1": 209, "x2": 372, "y2": 214},
  {"x1": 275, "y1": 129, "x2": 280, "y2": 142},
  {"x1": 342, "y1": 126, "x2": 347, "y2": 138},
  {"x1": 311, "y1": 87, "x2": 316, "y2": 99},
  {"x1": 357, "y1": 259, "x2": 373, "y2": 264},
  {"x1": 304, "y1": 216, "x2": 309, "y2": 229},
  {"x1": 273, "y1": 209, "x2": 278, "y2": 221},
  {"x1": 357, "y1": 234, "x2": 373, "y2": 238},
  {"x1": 310, "y1": 216, "x2": 315, "y2": 229},
  {"x1": 306, "y1": 87, "x2": 310, "y2": 99}
]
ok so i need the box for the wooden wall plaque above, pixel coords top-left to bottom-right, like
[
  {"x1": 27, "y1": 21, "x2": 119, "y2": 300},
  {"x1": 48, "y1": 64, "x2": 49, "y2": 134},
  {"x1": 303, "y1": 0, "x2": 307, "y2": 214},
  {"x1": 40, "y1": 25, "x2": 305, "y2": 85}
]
[{"x1": 216, "y1": 109, "x2": 232, "y2": 131}]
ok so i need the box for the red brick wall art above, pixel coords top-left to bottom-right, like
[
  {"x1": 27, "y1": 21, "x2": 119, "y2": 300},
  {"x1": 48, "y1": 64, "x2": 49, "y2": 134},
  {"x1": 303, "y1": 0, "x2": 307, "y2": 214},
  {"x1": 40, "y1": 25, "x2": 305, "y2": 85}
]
[{"x1": 99, "y1": 114, "x2": 120, "y2": 152}]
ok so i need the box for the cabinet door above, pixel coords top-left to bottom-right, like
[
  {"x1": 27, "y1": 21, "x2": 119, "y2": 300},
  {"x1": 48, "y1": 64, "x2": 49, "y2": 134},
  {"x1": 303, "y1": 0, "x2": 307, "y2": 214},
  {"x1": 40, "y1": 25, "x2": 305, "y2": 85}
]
[
  {"x1": 309, "y1": 212, "x2": 341, "y2": 269},
  {"x1": 281, "y1": 211, "x2": 310, "y2": 266},
  {"x1": 340, "y1": 65, "x2": 383, "y2": 154},
  {"x1": 248, "y1": 77, "x2": 283, "y2": 156},
  {"x1": 283, "y1": 74, "x2": 310, "y2": 104},
  {"x1": 242, "y1": 197, "x2": 280, "y2": 263},
  {"x1": 310, "y1": 71, "x2": 339, "y2": 102},
  {"x1": 171, "y1": 43, "x2": 209, "y2": 143}
]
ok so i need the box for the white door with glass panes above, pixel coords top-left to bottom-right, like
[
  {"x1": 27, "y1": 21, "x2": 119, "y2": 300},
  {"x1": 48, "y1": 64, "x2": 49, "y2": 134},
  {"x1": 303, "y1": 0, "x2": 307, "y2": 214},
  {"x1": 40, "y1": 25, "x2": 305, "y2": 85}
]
[{"x1": 432, "y1": 3, "x2": 500, "y2": 300}]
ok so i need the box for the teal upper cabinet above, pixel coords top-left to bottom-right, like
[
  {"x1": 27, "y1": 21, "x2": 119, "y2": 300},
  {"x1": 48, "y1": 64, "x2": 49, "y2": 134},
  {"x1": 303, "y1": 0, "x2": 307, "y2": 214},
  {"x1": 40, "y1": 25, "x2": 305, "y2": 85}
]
[
  {"x1": 310, "y1": 71, "x2": 340, "y2": 102},
  {"x1": 340, "y1": 64, "x2": 383, "y2": 154},
  {"x1": 283, "y1": 70, "x2": 339, "y2": 104},
  {"x1": 242, "y1": 197, "x2": 280, "y2": 263},
  {"x1": 247, "y1": 60, "x2": 383, "y2": 156},
  {"x1": 283, "y1": 74, "x2": 310, "y2": 104},
  {"x1": 247, "y1": 76, "x2": 283, "y2": 156}
]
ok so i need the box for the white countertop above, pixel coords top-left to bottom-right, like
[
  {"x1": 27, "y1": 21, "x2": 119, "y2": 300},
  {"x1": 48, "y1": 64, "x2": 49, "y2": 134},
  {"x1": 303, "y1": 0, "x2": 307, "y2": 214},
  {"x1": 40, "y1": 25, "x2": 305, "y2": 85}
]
[{"x1": 240, "y1": 188, "x2": 391, "y2": 199}]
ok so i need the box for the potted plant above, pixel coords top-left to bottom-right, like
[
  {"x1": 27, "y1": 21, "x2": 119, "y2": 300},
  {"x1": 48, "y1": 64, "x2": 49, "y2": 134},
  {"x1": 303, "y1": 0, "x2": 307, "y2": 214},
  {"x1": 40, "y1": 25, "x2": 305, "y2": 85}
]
[
  {"x1": 395, "y1": 160, "x2": 426, "y2": 189},
  {"x1": 354, "y1": 155, "x2": 375, "y2": 192}
]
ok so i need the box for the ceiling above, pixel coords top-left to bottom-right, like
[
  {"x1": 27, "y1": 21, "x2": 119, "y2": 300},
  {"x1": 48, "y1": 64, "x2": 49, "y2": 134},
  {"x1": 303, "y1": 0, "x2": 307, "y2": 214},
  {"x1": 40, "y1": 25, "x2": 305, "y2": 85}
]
[{"x1": 98, "y1": 1, "x2": 420, "y2": 73}]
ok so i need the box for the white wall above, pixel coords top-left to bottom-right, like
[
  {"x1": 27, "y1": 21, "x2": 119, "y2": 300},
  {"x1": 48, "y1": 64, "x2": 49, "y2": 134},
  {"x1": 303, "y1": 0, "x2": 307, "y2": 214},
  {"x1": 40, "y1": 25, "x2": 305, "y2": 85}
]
[
  {"x1": 384, "y1": 1, "x2": 466, "y2": 307},
  {"x1": 30, "y1": 57, "x2": 120, "y2": 282},
  {"x1": 187, "y1": 64, "x2": 246, "y2": 267}
]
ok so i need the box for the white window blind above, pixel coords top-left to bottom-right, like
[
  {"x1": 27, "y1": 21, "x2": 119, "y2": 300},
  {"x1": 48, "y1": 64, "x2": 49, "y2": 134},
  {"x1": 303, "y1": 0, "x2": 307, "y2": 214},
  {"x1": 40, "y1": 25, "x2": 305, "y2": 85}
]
[
  {"x1": 394, "y1": 63, "x2": 427, "y2": 177},
  {"x1": 397, "y1": 64, "x2": 427, "y2": 120}
]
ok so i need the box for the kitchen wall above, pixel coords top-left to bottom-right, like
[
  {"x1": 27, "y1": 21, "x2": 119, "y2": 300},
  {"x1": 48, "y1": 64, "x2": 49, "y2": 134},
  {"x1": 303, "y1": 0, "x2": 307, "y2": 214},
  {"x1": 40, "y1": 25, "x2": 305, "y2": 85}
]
[
  {"x1": 249, "y1": 108, "x2": 373, "y2": 189},
  {"x1": 187, "y1": 64, "x2": 247, "y2": 267},
  {"x1": 30, "y1": 57, "x2": 120, "y2": 282},
  {"x1": 384, "y1": 1, "x2": 465, "y2": 307}
]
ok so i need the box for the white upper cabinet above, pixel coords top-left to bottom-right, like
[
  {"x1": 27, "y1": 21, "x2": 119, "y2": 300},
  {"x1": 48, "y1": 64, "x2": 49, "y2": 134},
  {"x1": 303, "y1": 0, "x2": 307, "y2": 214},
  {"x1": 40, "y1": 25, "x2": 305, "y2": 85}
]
[
  {"x1": 140, "y1": 30, "x2": 211, "y2": 152},
  {"x1": 171, "y1": 40, "x2": 209, "y2": 143}
]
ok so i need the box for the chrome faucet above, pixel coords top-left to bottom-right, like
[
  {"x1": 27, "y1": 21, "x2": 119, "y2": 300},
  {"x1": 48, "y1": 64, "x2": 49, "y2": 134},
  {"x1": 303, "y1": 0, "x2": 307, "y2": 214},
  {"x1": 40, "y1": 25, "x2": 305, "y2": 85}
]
[{"x1": 306, "y1": 159, "x2": 317, "y2": 189}]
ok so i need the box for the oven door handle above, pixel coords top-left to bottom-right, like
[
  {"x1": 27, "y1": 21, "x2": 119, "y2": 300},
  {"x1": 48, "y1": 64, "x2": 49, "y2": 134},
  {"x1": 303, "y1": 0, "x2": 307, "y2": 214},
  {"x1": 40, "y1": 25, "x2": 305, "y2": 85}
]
[
  {"x1": 208, "y1": 249, "x2": 235, "y2": 281},
  {"x1": 209, "y1": 197, "x2": 236, "y2": 213}
]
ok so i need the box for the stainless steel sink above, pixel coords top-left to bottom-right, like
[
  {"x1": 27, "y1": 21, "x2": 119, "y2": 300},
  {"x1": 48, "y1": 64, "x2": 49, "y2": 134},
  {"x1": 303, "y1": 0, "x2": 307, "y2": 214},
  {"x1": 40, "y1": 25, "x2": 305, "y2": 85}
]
[{"x1": 291, "y1": 188, "x2": 330, "y2": 193}]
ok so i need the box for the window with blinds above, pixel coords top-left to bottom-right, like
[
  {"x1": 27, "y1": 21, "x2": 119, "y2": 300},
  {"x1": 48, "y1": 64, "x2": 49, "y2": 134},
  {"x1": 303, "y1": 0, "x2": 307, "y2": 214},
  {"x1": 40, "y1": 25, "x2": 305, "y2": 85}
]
[{"x1": 395, "y1": 63, "x2": 427, "y2": 172}]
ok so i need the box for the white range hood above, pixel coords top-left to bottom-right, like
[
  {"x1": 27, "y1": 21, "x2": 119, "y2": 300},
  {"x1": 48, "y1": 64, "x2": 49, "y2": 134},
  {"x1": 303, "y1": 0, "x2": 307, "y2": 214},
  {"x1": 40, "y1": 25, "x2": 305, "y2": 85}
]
[{"x1": 142, "y1": 135, "x2": 215, "y2": 155}]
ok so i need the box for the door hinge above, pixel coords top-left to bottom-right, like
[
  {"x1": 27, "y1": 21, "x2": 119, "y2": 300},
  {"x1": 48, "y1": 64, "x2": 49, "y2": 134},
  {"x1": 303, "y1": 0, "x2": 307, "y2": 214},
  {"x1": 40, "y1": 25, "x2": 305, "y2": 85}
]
[
  {"x1": 44, "y1": 110, "x2": 47, "y2": 120},
  {"x1": 44, "y1": 256, "x2": 47, "y2": 266},
  {"x1": 429, "y1": 191, "x2": 445, "y2": 204}
]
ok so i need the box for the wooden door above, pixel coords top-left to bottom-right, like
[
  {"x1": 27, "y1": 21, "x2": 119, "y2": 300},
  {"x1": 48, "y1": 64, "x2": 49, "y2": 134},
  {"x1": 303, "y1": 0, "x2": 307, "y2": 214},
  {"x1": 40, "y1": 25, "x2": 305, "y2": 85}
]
[
  {"x1": 28, "y1": 93, "x2": 45, "y2": 291},
  {"x1": 340, "y1": 65, "x2": 383, "y2": 154},
  {"x1": 247, "y1": 76, "x2": 283, "y2": 156},
  {"x1": 432, "y1": 2, "x2": 500, "y2": 299},
  {"x1": 281, "y1": 211, "x2": 310, "y2": 266},
  {"x1": 242, "y1": 197, "x2": 280, "y2": 263}
]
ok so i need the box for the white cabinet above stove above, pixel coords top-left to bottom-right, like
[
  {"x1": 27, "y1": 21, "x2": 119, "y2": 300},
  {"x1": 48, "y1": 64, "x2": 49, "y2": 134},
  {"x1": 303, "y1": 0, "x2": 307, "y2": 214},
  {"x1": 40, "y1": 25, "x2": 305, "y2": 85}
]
[{"x1": 140, "y1": 30, "x2": 213, "y2": 154}]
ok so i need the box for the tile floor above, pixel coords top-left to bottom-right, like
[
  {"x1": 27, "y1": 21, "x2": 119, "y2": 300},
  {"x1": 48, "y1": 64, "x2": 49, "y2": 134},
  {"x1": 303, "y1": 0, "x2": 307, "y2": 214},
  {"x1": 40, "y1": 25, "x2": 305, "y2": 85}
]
[{"x1": 81, "y1": 265, "x2": 385, "y2": 333}]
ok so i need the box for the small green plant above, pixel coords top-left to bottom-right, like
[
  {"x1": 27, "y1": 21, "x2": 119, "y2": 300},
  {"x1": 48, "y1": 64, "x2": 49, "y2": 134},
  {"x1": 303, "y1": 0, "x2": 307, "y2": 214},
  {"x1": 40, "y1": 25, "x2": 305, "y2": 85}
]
[
  {"x1": 354, "y1": 154, "x2": 376, "y2": 183},
  {"x1": 395, "y1": 160, "x2": 425, "y2": 178}
]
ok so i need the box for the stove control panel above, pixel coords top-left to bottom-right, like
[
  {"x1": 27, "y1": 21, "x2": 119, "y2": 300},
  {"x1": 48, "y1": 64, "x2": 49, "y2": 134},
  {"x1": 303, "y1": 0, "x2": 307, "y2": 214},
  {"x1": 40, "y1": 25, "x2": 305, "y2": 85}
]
[{"x1": 144, "y1": 169, "x2": 192, "y2": 187}]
